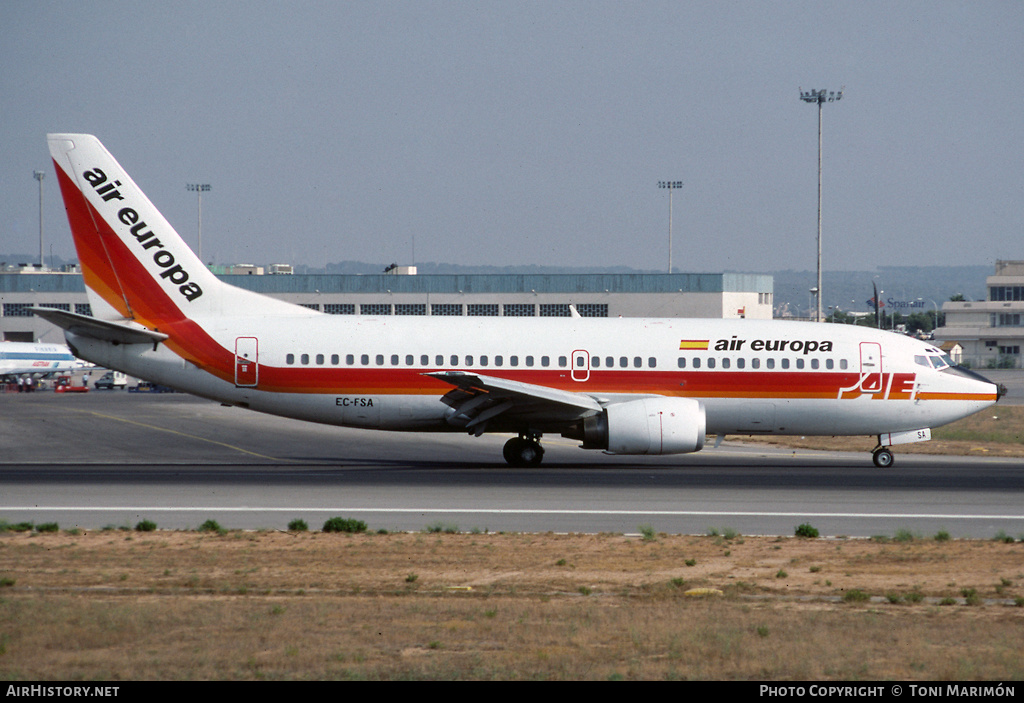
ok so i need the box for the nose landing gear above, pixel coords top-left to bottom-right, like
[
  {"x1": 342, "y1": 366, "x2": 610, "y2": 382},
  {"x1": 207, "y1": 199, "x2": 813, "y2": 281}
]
[{"x1": 872, "y1": 446, "x2": 894, "y2": 468}]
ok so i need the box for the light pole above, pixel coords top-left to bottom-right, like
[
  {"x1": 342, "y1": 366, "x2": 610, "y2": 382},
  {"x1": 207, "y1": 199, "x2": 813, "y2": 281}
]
[
  {"x1": 33, "y1": 171, "x2": 45, "y2": 268},
  {"x1": 657, "y1": 181, "x2": 682, "y2": 273},
  {"x1": 186, "y1": 183, "x2": 211, "y2": 262},
  {"x1": 799, "y1": 87, "x2": 842, "y2": 322}
]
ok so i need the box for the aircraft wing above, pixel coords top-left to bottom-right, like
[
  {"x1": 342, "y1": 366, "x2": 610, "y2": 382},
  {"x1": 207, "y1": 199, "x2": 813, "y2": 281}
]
[{"x1": 425, "y1": 371, "x2": 602, "y2": 435}]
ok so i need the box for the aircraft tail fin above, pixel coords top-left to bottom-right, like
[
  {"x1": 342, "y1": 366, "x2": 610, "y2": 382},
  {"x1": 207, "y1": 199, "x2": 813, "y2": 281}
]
[{"x1": 47, "y1": 134, "x2": 297, "y2": 330}]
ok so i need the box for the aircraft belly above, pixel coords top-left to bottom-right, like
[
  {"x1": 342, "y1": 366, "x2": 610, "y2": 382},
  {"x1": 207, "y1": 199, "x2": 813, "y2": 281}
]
[
  {"x1": 247, "y1": 393, "x2": 448, "y2": 430},
  {"x1": 704, "y1": 397, "x2": 931, "y2": 436}
]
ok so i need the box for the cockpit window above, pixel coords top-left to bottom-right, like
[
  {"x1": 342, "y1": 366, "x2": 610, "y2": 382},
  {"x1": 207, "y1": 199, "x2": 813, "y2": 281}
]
[{"x1": 916, "y1": 353, "x2": 953, "y2": 370}]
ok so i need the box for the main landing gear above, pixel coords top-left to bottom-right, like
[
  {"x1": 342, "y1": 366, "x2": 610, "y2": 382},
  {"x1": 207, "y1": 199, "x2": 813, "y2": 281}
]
[
  {"x1": 872, "y1": 446, "x2": 894, "y2": 468},
  {"x1": 503, "y1": 434, "x2": 545, "y2": 467}
]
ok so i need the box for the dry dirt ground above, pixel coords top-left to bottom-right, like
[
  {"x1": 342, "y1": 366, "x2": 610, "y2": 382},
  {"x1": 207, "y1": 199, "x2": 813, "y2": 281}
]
[{"x1": 1, "y1": 529, "x2": 1022, "y2": 680}]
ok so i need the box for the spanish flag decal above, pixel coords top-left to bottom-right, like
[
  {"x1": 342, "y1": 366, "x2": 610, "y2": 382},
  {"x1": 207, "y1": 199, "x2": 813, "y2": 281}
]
[{"x1": 679, "y1": 339, "x2": 709, "y2": 350}]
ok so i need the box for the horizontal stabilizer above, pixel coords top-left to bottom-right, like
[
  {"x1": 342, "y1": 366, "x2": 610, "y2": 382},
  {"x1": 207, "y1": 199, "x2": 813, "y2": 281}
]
[{"x1": 32, "y1": 307, "x2": 168, "y2": 345}]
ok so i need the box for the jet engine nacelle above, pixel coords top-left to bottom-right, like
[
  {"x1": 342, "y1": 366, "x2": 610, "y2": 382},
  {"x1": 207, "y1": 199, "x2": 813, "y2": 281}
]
[{"x1": 579, "y1": 397, "x2": 706, "y2": 455}]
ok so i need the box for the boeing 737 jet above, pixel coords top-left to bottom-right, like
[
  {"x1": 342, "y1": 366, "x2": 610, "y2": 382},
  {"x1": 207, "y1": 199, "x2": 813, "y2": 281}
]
[
  {"x1": 0, "y1": 341, "x2": 82, "y2": 378},
  {"x1": 35, "y1": 134, "x2": 1001, "y2": 467}
]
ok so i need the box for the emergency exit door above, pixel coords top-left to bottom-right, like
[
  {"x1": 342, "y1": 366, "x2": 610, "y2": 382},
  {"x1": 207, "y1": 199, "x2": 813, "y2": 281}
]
[{"x1": 235, "y1": 337, "x2": 258, "y2": 387}]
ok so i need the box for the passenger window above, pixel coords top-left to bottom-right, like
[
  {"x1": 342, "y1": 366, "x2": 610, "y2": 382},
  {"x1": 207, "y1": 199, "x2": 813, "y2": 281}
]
[
  {"x1": 781, "y1": 359, "x2": 790, "y2": 369},
  {"x1": 559, "y1": 356, "x2": 567, "y2": 367},
  {"x1": 495, "y1": 356, "x2": 503, "y2": 366},
  {"x1": 693, "y1": 357, "x2": 701, "y2": 369},
  {"x1": 376, "y1": 354, "x2": 384, "y2": 366},
  {"x1": 465, "y1": 355, "x2": 473, "y2": 366},
  {"x1": 361, "y1": 354, "x2": 369, "y2": 365},
  {"x1": 605, "y1": 356, "x2": 614, "y2": 368},
  {"x1": 286, "y1": 353, "x2": 295, "y2": 365},
  {"x1": 480, "y1": 355, "x2": 488, "y2": 366},
  {"x1": 316, "y1": 354, "x2": 325, "y2": 365},
  {"x1": 677, "y1": 357, "x2": 686, "y2": 368},
  {"x1": 406, "y1": 355, "x2": 414, "y2": 366},
  {"x1": 840, "y1": 359, "x2": 848, "y2": 370},
  {"x1": 420, "y1": 355, "x2": 429, "y2": 365},
  {"x1": 737, "y1": 358, "x2": 745, "y2": 369},
  {"x1": 450, "y1": 355, "x2": 458, "y2": 366},
  {"x1": 592, "y1": 356, "x2": 600, "y2": 368},
  {"x1": 722, "y1": 358, "x2": 730, "y2": 369},
  {"x1": 390, "y1": 354, "x2": 399, "y2": 365},
  {"x1": 811, "y1": 359, "x2": 819, "y2": 369},
  {"x1": 510, "y1": 356, "x2": 519, "y2": 367},
  {"x1": 707, "y1": 358, "x2": 716, "y2": 369},
  {"x1": 751, "y1": 358, "x2": 759, "y2": 369},
  {"x1": 331, "y1": 354, "x2": 339, "y2": 365},
  {"x1": 766, "y1": 358, "x2": 775, "y2": 369},
  {"x1": 346, "y1": 354, "x2": 355, "y2": 365},
  {"x1": 825, "y1": 359, "x2": 834, "y2": 370},
  {"x1": 633, "y1": 357, "x2": 642, "y2": 368},
  {"x1": 526, "y1": 356, "x2": 535, "y2": 367},
  {"x1": 301, "y1": 353, "x2": 310, "y2": 365},
  {"x1": 541, "y1": 356, "x2": 550, "y2": 367},
  {"x1": 648, "y1": 357, "x2": 656, "y2": 368}
]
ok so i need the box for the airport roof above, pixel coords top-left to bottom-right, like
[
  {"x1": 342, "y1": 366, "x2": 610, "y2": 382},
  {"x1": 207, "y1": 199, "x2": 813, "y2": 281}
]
[{"x1": 0, "y1": 272, "x2": 772, "y2": 295}]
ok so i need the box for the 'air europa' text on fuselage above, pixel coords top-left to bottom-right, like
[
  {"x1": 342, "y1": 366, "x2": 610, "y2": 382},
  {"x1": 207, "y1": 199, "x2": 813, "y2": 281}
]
[{"x1": 714, "y1": 337, "x2": 833, "y2": 354}]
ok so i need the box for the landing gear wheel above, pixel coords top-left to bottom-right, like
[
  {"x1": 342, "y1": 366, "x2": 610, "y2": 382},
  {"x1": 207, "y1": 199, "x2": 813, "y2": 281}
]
[
  {"x1": 872, "y1": 447, "x2": 894, "y2": 468},
  {"x1": 503, "y1": 436, "x2": 545, "y2": 467}
]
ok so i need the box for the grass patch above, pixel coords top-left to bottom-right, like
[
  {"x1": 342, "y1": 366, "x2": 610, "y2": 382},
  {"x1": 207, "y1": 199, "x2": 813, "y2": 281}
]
[{"x1": 323, "y1": 517, "x2": 367, "y2": 534}]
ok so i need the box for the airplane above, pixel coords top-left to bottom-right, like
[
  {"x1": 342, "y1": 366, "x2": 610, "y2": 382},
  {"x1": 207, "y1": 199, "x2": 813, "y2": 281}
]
[
  {"x1": 34, "y1": 133, "x2": 1002, "y2": 468},
  {"x1": 0, "y1": 340, "x2": 83, "y2": 378}
]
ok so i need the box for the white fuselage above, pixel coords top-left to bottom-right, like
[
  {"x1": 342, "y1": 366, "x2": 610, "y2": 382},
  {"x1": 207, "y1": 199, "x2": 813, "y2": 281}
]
[{"x1": 65, "y1": 314, "x2": 997, "y2": 438}]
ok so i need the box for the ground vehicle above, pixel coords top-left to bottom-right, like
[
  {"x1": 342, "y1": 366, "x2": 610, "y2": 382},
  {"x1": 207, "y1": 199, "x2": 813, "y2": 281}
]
[
  {"x1": 54, "y1": 376, "x2": 88, "y2": 393},
  {"x1": 94, "y1": 371, "x2": 127, "y2": 390}
]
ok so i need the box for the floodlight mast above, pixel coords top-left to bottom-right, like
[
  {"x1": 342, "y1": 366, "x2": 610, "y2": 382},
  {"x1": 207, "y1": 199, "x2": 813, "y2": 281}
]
[
  {"x1": 658, "y1": 181, "x2": 683, "y2": 274},
  {"x1": 33, "y1": 171, "x2": 45, "y2": 268},
  {"x1": 186, "y1": 184, "x2": 211, "y2": 262},
  {"x1": 799, "y1": 87, "x2": 842, "y2": 322}
]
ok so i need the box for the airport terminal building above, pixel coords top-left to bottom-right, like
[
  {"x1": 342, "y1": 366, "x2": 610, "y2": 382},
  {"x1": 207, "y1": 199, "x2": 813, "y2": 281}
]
[
  {"x1": 1, "y1": 268, "x2": 774, "y2": 343},
  {"x1": 935, "y1": 260, "x2": 1024, "y2": 368}
]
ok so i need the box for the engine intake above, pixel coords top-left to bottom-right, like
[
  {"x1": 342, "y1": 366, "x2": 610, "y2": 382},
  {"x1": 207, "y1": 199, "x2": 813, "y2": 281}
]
[{"x1": 573, "y1": 397, "x2": 706, "y2": 455}]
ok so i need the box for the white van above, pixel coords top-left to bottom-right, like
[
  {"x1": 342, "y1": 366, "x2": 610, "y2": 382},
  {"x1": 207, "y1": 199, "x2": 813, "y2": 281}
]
[{"x1": 94, "y1": 371, "x2": 127, "y2": 390}]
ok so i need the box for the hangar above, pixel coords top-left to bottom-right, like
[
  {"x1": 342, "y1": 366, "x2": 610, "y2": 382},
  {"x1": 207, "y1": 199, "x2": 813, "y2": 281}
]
[{"x1": 1, "y1": 267, "x2": 773, "y2": 343}]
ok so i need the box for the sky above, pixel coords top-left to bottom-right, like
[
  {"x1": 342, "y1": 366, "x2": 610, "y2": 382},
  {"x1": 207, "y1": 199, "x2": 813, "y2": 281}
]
[{"x1": 2, "y1": 1, "x2": 1023, "y2": 274}]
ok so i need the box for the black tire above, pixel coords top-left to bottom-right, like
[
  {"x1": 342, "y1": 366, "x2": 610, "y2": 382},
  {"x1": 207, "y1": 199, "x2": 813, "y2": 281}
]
[
  {"x1": 503, "y1": 437, "x2": 545, "y2": 467},
  {"x1": 872, "y1": 448, "x2": 894, "y2": 468}
]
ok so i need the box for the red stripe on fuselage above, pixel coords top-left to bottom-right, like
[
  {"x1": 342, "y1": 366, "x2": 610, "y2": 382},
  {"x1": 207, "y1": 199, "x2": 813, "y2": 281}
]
[{"x1": 252, "y1": 366, "x2": 862, "y2": 399}]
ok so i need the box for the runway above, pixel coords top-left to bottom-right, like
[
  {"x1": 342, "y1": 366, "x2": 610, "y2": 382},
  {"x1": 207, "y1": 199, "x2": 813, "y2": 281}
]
[{"x1": 2, "y1": 392, "x2": 1022, "y2": 537}]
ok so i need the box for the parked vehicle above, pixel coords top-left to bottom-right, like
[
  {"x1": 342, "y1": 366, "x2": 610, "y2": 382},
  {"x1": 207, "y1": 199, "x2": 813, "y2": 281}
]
[
  {"x1": 129, "y1": 381, "x2": 175, "y2": 393},
  {"x1": 94, "y1": 371, "x2": 127, "y2": 390},
  {"x1": 54, "y1": 376, "x2": 88, "y2": 393}
]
